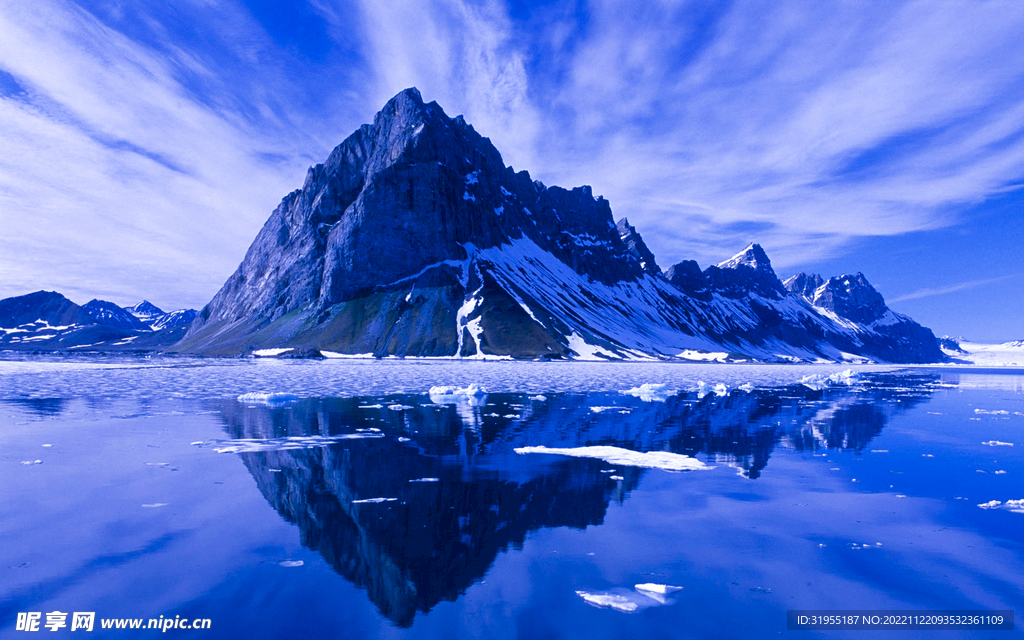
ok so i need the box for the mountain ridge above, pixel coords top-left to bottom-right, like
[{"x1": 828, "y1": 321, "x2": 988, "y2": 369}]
[{"x1": 171, "y1": 88, "x2": 944, "y2": 363}]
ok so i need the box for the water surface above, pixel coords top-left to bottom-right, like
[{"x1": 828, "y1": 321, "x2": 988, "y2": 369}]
[{"x1": 2, "y1": 357, "x2": 1022, "y2": 638}]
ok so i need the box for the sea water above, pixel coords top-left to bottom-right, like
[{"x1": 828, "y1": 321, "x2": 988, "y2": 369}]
[{"x1": 1, "y1": 355, "x2": 1021, "y2": 638}]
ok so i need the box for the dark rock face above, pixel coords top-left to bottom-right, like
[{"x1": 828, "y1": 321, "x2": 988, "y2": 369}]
[
  {"x1": 83, "y1": 299, "x2": 152, "y2": 331},
  {"x1": 616, "y1": 218, "x2": 660, "y2": 275},
  {"x1": 664, "y1": 260, "x2": 712, "y2": 301},
  {"x1": 172, "y1": 88, "x2": 945, "y2": 364},
  {"x1": 176, "y1": 88, "x2": 638, "y2": 357}
]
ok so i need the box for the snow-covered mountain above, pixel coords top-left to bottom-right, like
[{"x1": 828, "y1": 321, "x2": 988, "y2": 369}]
[
  {"x1": 0, "y1": 291, "x2": 196, "y2": 351},
  {"x1": 128, "y1": 300, "x2": 165, "y2": 324},
  {"x1": 174, "y1": 88, "x2": 945, "y2": 363},
  {"x1": 128, "y1": 300, "x2": 198, "y2": 331}
]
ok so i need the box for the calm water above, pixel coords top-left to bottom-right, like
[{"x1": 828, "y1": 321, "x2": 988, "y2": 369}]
[{"x1": 1, "y1": 356, "x2": 1022, "y2": 638}]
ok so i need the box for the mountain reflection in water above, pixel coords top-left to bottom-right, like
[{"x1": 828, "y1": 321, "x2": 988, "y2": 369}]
[{"x1": 211, "y1": 372, "x2": 937, "y2": 626}]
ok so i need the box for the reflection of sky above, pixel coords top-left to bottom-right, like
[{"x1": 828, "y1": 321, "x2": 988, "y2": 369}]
[{"x1": 1, "y1": 368, "x2": 1022, "y2": 638}]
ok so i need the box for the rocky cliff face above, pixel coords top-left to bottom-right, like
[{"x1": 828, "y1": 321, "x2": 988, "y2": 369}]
[{"x1": 173, "y1": 88, "x2": 944, "y2": 364}]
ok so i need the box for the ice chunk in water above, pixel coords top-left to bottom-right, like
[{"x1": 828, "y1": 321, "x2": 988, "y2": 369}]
[
  {"x1": 695, "y1": 381, "x2": 729, "y2": 398},
  {"x1": 982, "y1": 440, "x2": 1014, "y2": 447},
  {"x1": 279, "y1": 560, "x2": 304, "y2": 567},
  {"x1": 388, "y1": 404, "x2": 414, "y2": 411},
  {"x1": 409, "y1": 477, "x2": 440, "y2": 483},
  {"x1": 634, "y1": 583, "x2": 683, "y2": 595},
  {"x1": 141, "y1": 503, "x2": 168, "y2": 508},
  {"x1": 429, "y1": 384, "x2": 488, "y2": 397},
  {"x1": 237, "y1": 392, "x2": 299, "y2": 406},
  {"x1": 978, "y1": 500, "x2": 1003, "y2": 509},
  {"x1": 352, "y1": 497, "x2": 398, "y2": 504},
  {"x1": 575, "y1": 591, "x2": 640, "y2": 613},
  {"x1": 21, "y1": 460, "x2": 43, "y2": 465},
  {"x1": 620, "y1": 383, "x2": 676, "y2": 402},
  {"x1": 799, "y1": 369, "x2": 860, "y2": 391},
  {"x1": 515, "y1": 445, "x2": 712, "y2": 471}
]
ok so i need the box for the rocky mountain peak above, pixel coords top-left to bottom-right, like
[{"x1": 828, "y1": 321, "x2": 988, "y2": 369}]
[
  {"x1": 616, "y1": 218, "x2": 661, "y2": 275},
  {"x1": 811, "y1": 273, "x2": 888, "y2": 324},
  {"x1": 783, "y1": 272, "x2": 825, "y2": 300},
  {"x1": 664, "y1": 260, "x2": 712, "y2": 301},
  {"x1": 704, "y1": 243, "x2": 786, "y2": 300},
  {"x1": 717, "y1": 243, "x2": 771, "y2": 271}
]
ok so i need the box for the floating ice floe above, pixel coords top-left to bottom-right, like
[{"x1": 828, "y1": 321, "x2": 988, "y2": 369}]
[
  {"x1": 388, "y1": 404, "x2": 414, "y2": 411},
  {"x1": 590, "y1": 406, "x2": 628, "y2": 414},
  {"x1": 210, "y1": 433, "x2": 384, "y2": 453},
  {"x1": 982, "y1": 440, "x2": 1014, "y2": 447},
  {"x1": 978, "y1": 499, "x2": 1024, "y2": 513},
  {"x1": 514, "y1": 445, "x2": 712, "y2": 472},
  {"x1": 576, "y1": 591, "x2": 641, "y2": 613},
  {"x1": 20, "y1": 460, "x2": 42, "y2": 465},
  {"x1": 236, "y1": 392, "x2": 299, "y2": 406},
  {"x1": 352, "y1": 497, "x2": 398, "y2": 504},
  {"x1": 359, "y1": 404, "x2": 383, "y2": 409},
  {"x1": 577, "y1": 583, "x2": 683, "y2": 612},
  {"x1": 41, "y1": 444, "x2": 53, "y2": 448},
  {"x1": 799, "y1": 369, "x2": 860, "y2": 391},
  {"x1": 634, "y1": 583, "x2": 682, "y2": 596},
  {"x1": 695, "y1": 381, "x2": 729, "y2": 398},
  {"x1": 279, "y1": 560, "x2": 304, "y2": 567},
  {"x1": 609, "y1": 475, "x2": 624, "y2": 480},
  {"x1": 141, "y1": 503, "x2": 167, "y2": 508},
  {"x1": 409, "y1": 477, "x2": 440, "y2": 483},
  {"x1": 529, "y1": 395, "x2": 548, "y2": 401},
  {"x1": 974, "y1": 409, "x2": 1010, "y2": 415},
  {"x1": 620, "y1": 383, "x2": 677, "y2": 402},
  {"x1": 429, "y1": 384, "x2": 487, "y2": 397},
  {"x1": 428, "y1": 384, "x2": 489, "y2": 405},
  {"x1": 397, "y1": 437, "x2": 411, "y2": 442}
]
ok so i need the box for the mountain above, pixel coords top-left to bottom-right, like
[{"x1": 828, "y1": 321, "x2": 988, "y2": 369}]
[
  {"x1": 151, "y1": 308, "x2": 197, "y2": 330},
  {"x1": 173, "y1": 88, "x2": 943, "y2": 363},
  {"x1": 0, "y1": 291, "x2": 195, "y2": 351},
  {"x1": 83, "y1": 299, "x2": 152, "y2": 331},
  {"x1": 0, "y1": 291, "x2": 94, "y2": 329},
  {"x1": 616, "y1": 218, "x2": 660, "y2": 276},
  {"x1": 129, "y1": 300, "x2": 198, "y2": 331},
  {"x1": 128, "y1": 300, "x2": 165, "y2": 324}
]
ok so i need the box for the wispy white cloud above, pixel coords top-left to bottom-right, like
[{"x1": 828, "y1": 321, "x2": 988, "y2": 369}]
[
  {"x1": 889, "y1": 273, "x2": 1022, "y2": 303},
  {"x1": 0, "y1": 0, "x2": 363, "y2": 308},
  {"x1": 514, "y1": 0, "x2": 1024, "y2": 268}
]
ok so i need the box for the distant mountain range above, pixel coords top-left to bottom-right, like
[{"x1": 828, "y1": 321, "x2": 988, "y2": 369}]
[
  {"x1": 0, "y1": 291, "x2": 195, "y2": 351},
  {"x1": 4, "y1": 89, "x2": 976, "y2": 363},
  {"x1": 167, "y1": 88, "x2": 943, "y2": 363}
]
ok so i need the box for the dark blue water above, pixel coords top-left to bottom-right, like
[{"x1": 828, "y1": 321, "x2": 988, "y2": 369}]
[{"x1": 1, "y1": 359, "x2": 1021, "y2": 638}]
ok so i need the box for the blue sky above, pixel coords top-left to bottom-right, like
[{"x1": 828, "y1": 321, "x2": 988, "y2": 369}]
[{"x1": 0, "y1": 0, "x2": 1022, "y2": 341}]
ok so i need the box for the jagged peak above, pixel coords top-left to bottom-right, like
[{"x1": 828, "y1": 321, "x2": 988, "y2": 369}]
[
  {"x1": 717, "y1": 243, "x2": 771, "y2": 271},
  {"x1": 783, "y1": 272, "x2": 825, "y2": 299}
]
